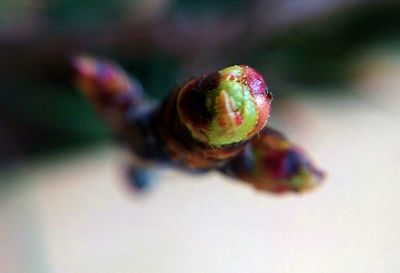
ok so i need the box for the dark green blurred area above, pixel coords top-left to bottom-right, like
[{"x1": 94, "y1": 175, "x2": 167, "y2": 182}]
[{"x1": 0, "y1": 0, "x2": 399, "y2": 167}]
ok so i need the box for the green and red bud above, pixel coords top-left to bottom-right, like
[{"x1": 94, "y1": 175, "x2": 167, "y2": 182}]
[{"x1": 177, "y1": 65, "x2": 272, "y2": 147}]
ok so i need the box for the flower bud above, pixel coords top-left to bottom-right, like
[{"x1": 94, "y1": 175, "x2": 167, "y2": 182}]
[
  {"x1": 177, "y1": 65, "x2": 272, "y2": 147},
  {"x1": 220, "y1": 127, "x2": 324, "y2": 194},
  {"x1": 72, "y1": 55, "x2": 143, "y2": 111}
]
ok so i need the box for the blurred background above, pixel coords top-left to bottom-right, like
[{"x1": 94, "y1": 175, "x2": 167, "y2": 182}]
[{"x1": 0, "y1": 0, "x2": 399, "y2": 272}]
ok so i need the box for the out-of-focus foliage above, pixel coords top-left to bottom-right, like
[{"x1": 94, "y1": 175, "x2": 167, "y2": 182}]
[
  {"x1": 0, "y1": 0, "x2": 399, "y2": 167},
  {"x1": 251, "y1": 4, "x2": 400, "y2": 87}
]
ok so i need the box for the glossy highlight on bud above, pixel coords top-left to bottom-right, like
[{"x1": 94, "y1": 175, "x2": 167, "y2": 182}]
[{"x1": 177, "y1": 65, "x2": 272, "y2": 147}]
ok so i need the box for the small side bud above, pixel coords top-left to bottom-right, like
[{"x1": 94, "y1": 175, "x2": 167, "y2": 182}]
[
  {"x1": 72, "y1": 55, "x2": 145, "y2": 132},
  {"x1": 220, "y1": 127, "x2": 324, "y2": 194},
  {"x1": 72, "y1": 55, "x2": 144, "y2": 111}
]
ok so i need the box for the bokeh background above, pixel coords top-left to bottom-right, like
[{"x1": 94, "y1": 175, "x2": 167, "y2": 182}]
[{"x1": 1, "y1": 1, "x2": 399, "y2": 272}]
